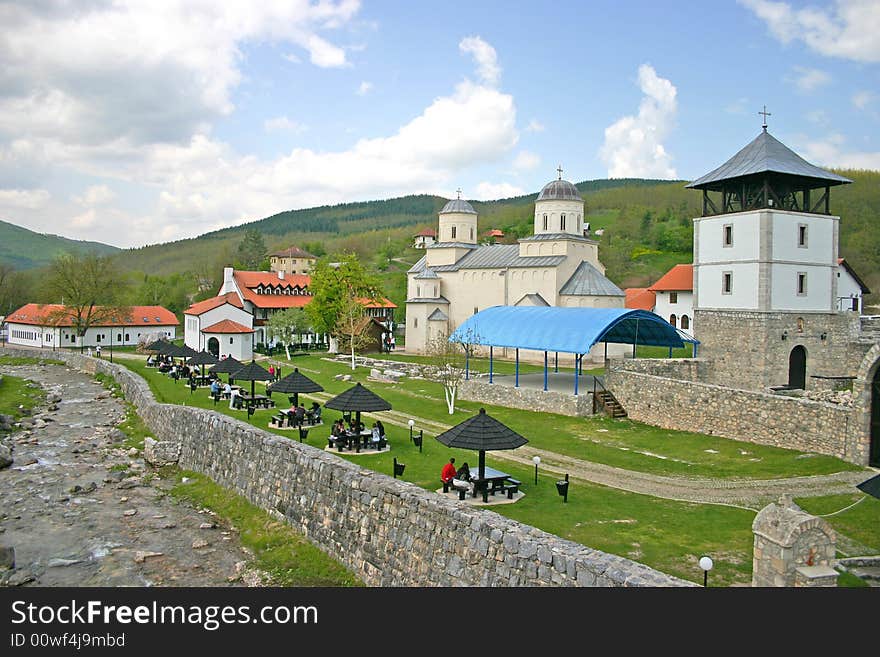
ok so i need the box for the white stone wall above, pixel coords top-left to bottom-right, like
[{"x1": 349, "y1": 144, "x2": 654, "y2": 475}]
[
  {"x1": 836, "y1": 266, "x2": 863, "y2": 313},
  {"x1": 184, "y1": 304, "x2": 253, "y2": 352},
  {"x1": 533, "y1": 198, "x2": 584, "y2": 236},
  {"x1": 653, "y1": 291, "x2": 694, "y2": 335}
]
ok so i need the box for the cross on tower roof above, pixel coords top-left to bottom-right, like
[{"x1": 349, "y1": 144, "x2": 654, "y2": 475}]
[
  {"x1": 456, "y1": 187, "x2": 462, "y2": 199},
  {"x1": 557, "y1": 165, "x2": 563, "y2": 180},
  {"x1": 759, "y1": 105, "x2": 771, "y2": 131}
]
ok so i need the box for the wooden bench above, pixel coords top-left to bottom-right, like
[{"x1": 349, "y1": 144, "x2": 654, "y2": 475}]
[
  {"x1": 441, "y1": 479, "x2": 470, "y2": 500},
  {"x1": 499, "y1": 478, "x2": 521, "y2": 499}
]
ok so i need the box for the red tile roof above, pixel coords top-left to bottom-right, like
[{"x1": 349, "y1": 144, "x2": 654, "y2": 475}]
[
  {"x1": 415, "y1": 228, "x2": 436, "y2": 237},
  {"x1": 184, "y1": 292, "x2": 243, "y2": 316},
  {"x1": 649, "y1": 264, "x2": 693, "y2": 292},
  {"x1": 269, "y1": 245, "x2": 317, "y2": 259},
  {"x1": 201, "y1": 319, "x2": 254, "y2": 334},
  {"x1": 624, "y1": 288, "x2": 656, "y2": 311},
  {"x1": 486, "y1": 229, "x2": 504, "y2": 237},
  {"x1": 231, "y1": 271, "x2": 313, "y2": 310},
  {"x1": 356, "y1": 296, "x2": 397, "y2": 309},
  {"x1": 6, "y1": 304, "x2": 178, "y2": 327}
]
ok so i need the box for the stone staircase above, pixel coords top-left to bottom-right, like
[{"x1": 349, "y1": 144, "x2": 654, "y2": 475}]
[{"x1": 594, "y1": 389, "x2": 627, "y2": 418}]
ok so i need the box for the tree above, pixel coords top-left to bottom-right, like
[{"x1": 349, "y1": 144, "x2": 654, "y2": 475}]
[
  {"x1": 334, "y1": 294, "x2": 374, "y2": 370},
  {"x1": 423, "y1": 328, "x2": 477, "y2": 414},
  {"x1": 0, "y1": 263, "x2": 31, "y2": 316},
  {"x1": 43, "y1": 252, "x2": 130, "y2": 352},
  {"x1": 305, "y1": 251, "x2": 383, "y2": 355},
  {"x1": 236, "y1": 229, "x2": 267, "y2": 270},
  {"x1": 267, "y1": 307, "x2": 311, "y2": 360}
]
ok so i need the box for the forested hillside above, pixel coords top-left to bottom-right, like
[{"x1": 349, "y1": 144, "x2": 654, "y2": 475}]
[{"x1": 0, "y1": 219, "x2": 119, "y2": 270}]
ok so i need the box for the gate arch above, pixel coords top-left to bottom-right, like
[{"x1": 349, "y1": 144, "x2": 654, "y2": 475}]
[{"x1": 788, "y1": 345, "x2": 806, "y2": 390}]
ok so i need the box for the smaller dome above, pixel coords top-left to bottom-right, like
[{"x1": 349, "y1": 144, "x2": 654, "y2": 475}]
[
  {"x1": 537, "y1": 179, "x2": 581, "y2": 202},
  {"x1": 439, "y1": 198, "x2": 477, "y2": 214}
]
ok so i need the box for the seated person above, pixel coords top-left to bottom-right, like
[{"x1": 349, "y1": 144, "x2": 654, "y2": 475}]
[
  {"x1": 293, "y1": 404, "x2": 306, "y2": 426},
  {"x1": 452, "y1": 462, "x2": 473, "y2": 491},
  {"x1": 374, "y1": 419, "x2": 385, "y2": 438},
  {"x1": 309, "y1": 402, "x2": 322, "y2": 424},
  {"x1": 229, "y1": 387, "x2": 241, "y2": 409},
  {"x1": 223, "y1": 382, "x2": 232, "y2": 399},
  {"x1": 441, "y1": 457, "x2": 457, "y2": 485},
  {"x1": 331, "y1": 419, "x2": 345, "y2": 438},
  {"x1": 210, "y1": 379, "x2": 220, "y2": 397},
  {"x1": 370, "y1": 422, "x2": 383, "y2": 446},
  {"x1": 146, "y1": 354, "x2": 155, "y2": 366}
]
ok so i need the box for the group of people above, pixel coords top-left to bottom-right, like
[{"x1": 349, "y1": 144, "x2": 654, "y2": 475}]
[
  {"x1": 441, "y1": 457, "x2": 474, "y2": 492},
  {"x1": 267, "y1": 364, "x2": 281, "y2": 382},
  {"x1": 286, "y1": 401, "x2": 322, "y2": 427},
  {"x1": 330, "y1": 417, "x2": 386, "y2": 448}
]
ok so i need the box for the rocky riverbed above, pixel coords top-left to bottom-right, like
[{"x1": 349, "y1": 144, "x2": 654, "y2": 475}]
[{"x1": 0, "y1": 362, "x2": 264, "y2": 587}]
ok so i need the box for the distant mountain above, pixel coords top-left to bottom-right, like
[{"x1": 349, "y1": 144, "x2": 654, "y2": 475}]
[{"x1": 0, "y1": 219, "x2": 120, "y2": 270}]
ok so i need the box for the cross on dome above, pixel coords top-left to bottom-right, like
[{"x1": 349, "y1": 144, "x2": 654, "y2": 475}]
[
  {"x1": 557, "y1": 165, "x2": 563, "y2": 180},
  {"x1": 759, "y1": 105, "x2": 771, "y2": 131}
]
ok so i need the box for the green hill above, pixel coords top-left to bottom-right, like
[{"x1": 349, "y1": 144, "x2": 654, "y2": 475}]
[{"x1": 0, "y1": 219, "x2": 120, "y2": 270}]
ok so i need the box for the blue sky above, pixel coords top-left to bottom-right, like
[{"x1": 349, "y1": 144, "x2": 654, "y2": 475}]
[{"x1": 0, "y1": 0, "x2": 877, "y2": 248}]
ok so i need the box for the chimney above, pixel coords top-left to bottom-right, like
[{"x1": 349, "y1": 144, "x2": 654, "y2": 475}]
[
  {"x1": 219, "y1": 266, "x2": 235, "y2": 294},
  {"x1": 278, "y1": 270, "x2": 285, "y2": 280}
]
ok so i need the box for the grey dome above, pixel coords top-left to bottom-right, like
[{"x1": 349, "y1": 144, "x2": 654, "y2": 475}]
[
  {"x1": 537, "y1": 179, "x2": 581, "y2": 202},
  {"x1": 439, "y1": 198, "x2": 477, "y2": 214}
]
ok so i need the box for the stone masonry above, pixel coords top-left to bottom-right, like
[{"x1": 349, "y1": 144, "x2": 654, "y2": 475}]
[{"x1": 5, "y1": 347, "x2": 693, "y2": 587}]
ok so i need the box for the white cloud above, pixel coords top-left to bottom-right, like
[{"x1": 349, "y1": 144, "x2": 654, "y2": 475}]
[
  {"x1": 0, "y1": 188, "x2": 51, "y2": 210},
  {"x1": 357, "y1": 81, "x2": 373, "y2": 96},
  {"x1": 74, "y1": 185, "x2": 115, "y2": 206},
  {"x1": 798, "y1": 132, "x2": 880, "y2": 169},
  {"x1": 788, "y1": 66, "x2": 831, "y2": 92},
  {"x1": 459, "y1": 36, "x2": 501, "y2": 87},
  {"x1": 599, "y1": 64, "x2": 678, "y2": 179},
  {"x1": 853, "y1": 90, "x2": 875, "y2": 109},
  {"x1": 805, "y1": 109, "x2": 830, "y2": 126},
  {"x1": 739, "y1": 0, "x2": 880, "y2": 63},
  {"x1": 725, "y1": 97, "x2": 750, "y2": 114},
  {"x1": 525, "y1": 119, "x2": 545, "y2": 133},
  {"x1": 473, "y1": 182, "x2": 525, "y2": 200},
  {"x1": 512, "y1": 150, "x2": 541, "y2": 171},
  {"x1": 263, "y1": 116, "x2": 308, "y2": 133}
]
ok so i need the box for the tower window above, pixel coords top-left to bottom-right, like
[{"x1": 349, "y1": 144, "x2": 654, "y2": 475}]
[
  {"x1": 542, "y1": 214, "x2": 548, "y2": 230},
  {"x1": 798, "y1": 224, "x2": 808, "y2": 248},
  {"x1": 560, "y1": 213, "x2": 566, "y2": 231},
  {"x1": 797, "y1": 272, "x2": 807, "y2": 296},
  {"x1": 470, "y1": 227, "x2": 474, "y2": 240},
  {"x1": 451, "y1": 226, "x2": 457, "y2": 240},
  {"x1": 669, "y1": 292, "x2": 678, "y2": 304},
  {"x1": 722, "y1": 271, "x2": 733, "y2": 294},
  {"x1": 723, "y1": 224, "x2": 733, "y2": 247}
]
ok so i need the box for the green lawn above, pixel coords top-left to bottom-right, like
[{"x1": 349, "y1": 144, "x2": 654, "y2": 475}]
[
  {"x1": 105, "y1": 351, "x2": 878, "y2": 586},
  {"x1": 0, "y1": 371, "x2": 45, "y2": 423}
]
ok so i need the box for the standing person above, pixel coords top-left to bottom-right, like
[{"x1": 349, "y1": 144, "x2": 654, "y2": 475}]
[
  {"x1": 87, "y1": 346, "x2": 92, "y2": 357},
  {"x1": 268, "y1": 364, "x2": 275, "y2": 381},
  {"x1": 390, "y1": 335, "x2": 396, "y2": 351},
  {"x1": 95, "y1": 344, "x2": 102, "y2": 359}
]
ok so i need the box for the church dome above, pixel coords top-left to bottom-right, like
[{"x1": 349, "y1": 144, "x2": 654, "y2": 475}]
[
  {"x1": 537, "y1": 179, "x2": 581, "y2": 202},
  {"x1": 439, "y1": 198, "x2": 477, "y2": 214}
]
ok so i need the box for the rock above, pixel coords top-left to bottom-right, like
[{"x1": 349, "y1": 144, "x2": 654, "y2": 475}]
[
  {"x1": 0, "y1": 545, "x2": 14, "y2": 569},
  {"x1": 5, "y1": 570, "x2": 35, "y2": 586},
  {"x1": 192, "y1": 539, "x2": 209, "y2": 549},
  {"x1": 133, "y1": 551, "x2": 163, "y2": 563},
  {"x1": 160, "y1": 523, "x2": 177, "y2": 529},
  {"x1": 119, "y1": 497, "x2": 129, "y2": 503},
  {"x1": 48, "y1": 558, "x2": 81, "y2": 568},
  {"x1": 127, "y1": 447, "x2": 139, "y2": 457},
  {"x1": 117, "y1": 479, "x2": 140, "y2": 490},
  {"x1": 0, "y1": 444, "x2": 13, "y2": 469},
  {"x1": 143, "y1": 437, "x2": 179, "y2": 467},
  {"x1": 122, "y1": 509, "x2": 137, "y2": 517},
  {"x1": 199, "y1": 522, "x2": 216, "y2": 530},
  {"x1": 84, "y1": 482, "x2": 98, "y2": 493}
]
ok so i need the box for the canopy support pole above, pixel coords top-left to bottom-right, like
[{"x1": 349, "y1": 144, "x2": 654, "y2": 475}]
[
  {"x1": 515, "y1": 348, "x2": 519, "y2": 387},
  {"x1": 489, "y1": 346, "x2": 494, "y2": 384},
  {"x1": 465, "y1": 347, "x2": 470, "y2": 380},
  {"x1": 543, "y1": 351, "x2": 548, "y2": 391},
  {"x1": 632, "y1": 318, "x2": 640, "y2": 359},
  {"x1": 574, "y1": 355, "x2": 580, "y2": 396},
  {"x1": 668, "y1": 346, "x2": 673, "y2": 357},
  {"x1": 554, "y1": 352, "x2": 558, "y2": 373}
]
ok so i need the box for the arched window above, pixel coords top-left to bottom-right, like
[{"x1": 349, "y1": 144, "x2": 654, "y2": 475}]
[
  {"x1": 560, "y1": 213, "x2": 566, "y2": 231},
  {"x1": 416, "y1": 285, "x2": 421, "y2": 297},
  {"x1": 669, "y1": 314, "x2": 677, "y2": 327},
  {"x1": 470, "y1": 227, "x2": 474, "y2": 240},
  {"x1": 451, "y1": 226, "x2": 457, "y2": 240},
  {"x1": 681, "y1": 315, "x2": 690, "y2": 330},
  {"x1": 542, "y1": 214, "x2": 548, "y2": 230}
]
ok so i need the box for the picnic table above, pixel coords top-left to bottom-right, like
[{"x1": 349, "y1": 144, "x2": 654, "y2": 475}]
[
  {"x1": 327, "y1": 429, "x2": 374, "y2": 453},
  {"x1": 468, "y1": 466, "x2": 521, "y2": 502}
]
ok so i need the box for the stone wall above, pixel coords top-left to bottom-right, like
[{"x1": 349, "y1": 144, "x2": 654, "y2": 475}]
[
  {"x1": 459, "y1": 379, "x2": 595, "y2": 417},
  {"x1": 605, "y1": 359, "x2": 868, "y2": 464},
  {"x1": 4, "y1": 346, "x2": 691, "y2": 587}
]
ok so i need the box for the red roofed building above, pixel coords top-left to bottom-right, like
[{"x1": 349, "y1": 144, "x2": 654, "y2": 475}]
[
  {"x1": 649, "y1": 263, "x2": 694, "y2": 334},
  {"x1": 413, "y1": 227, "x2": 436, "y2": 249},
  {"x1": 268, "y1": 245, "x2": 317, "y2": 275},
  {"x1": 624, "y1": 288, "x2": 657, "y2": 312},
  {"x1": 5, "y1": 303, "x2": 178, "y2": 350}
]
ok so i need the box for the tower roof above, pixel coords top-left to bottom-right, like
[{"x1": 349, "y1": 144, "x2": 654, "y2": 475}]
[
  {"x1": 687, "y1": 130, "x2": 852, "y2": 190},
  {"x1": 537, "y1": 178, "x2": 581, "y2": 202},
  {"x1": 439, "y1": 198, "x2": 477, "y2": 214}
]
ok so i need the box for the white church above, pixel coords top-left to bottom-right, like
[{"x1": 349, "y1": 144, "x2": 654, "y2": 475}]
[{"x1": 405, "y1": 170, "x2": 627, "y2": 359}]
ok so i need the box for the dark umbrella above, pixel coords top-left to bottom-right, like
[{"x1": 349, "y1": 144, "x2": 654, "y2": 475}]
[
  {"x1": 209, "y1": 356, "x2": 244, "y2": 383},
  {"x1": 434, "y1": 407, "x2": 528, "y2": 481},
  {"x1": 324, "y1": 382, "x2": 391, "y2": 429},
  {"x1": 856, "y1": 473, "x2": 880, "y2": 500},
  {"x1": 186, "y1": 349, "x2": 219, "y2": 379},
  {"x1": 180, "y1": 344, "x2": 200, "y2": 359},
  {"x1": 267, "y1": 367, "x2": 324, "y2": 406},
  {"x1": 229, "y1": 360, "x2": 273, "y2": 405},
  {"x1": 144, "y1": 338, "x2": 169, "y2": 352}
]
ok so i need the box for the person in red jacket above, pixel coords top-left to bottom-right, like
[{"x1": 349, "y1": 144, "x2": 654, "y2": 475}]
[{"x1": 441, "y1": 457, "x2": 457, "y2": 484}]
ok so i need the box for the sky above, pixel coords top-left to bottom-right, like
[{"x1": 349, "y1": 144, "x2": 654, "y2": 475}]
[{"x1": 0, "y1": 0, "x2": 878, "y2": 249}]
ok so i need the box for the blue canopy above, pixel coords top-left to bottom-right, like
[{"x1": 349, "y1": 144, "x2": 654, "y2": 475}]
[{"x1": 449, "y1": 306, "x2": 698, "y2": 354}]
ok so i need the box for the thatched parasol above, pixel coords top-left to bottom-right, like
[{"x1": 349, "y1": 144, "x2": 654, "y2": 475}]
[
  {"x1": 267, "y1": 367, "x2": 324, "y2": 406},
  {"x1": 434, "y1": 407, "x2": 528, "y2": 480}
]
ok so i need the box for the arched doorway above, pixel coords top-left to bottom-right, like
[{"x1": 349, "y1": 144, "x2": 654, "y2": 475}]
[
  {"x1": 788, "y1": 345, "x2": 806, "y2": 389},
  {"x1": 207, "y1": 337, "x2": 219, "y2": 358},
  {"x1": 871, "y1": 367, "x2": 880, "y2": 467}
]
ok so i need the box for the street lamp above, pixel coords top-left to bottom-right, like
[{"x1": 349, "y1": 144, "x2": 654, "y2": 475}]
[
  {"x1": 699, "y1": 556, "x2": 714, "y2": 587},
  {"x1": 408, "y1": 419, "x2": 415, "y2": 442},
  {"x1": 532, "y1": 455, "x2": 541, "y2": 485}
]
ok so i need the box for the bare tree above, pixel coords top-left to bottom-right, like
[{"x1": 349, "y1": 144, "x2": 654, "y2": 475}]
[
  {"x1": 334, "y1": 294, "x2": 374, "y2": 370},
  {"x1": 423, "y1": 328, "x2": 478, "y2": 414},
  {"x1": 267, "y1": 307, "x2": 311, "y2": 360}
]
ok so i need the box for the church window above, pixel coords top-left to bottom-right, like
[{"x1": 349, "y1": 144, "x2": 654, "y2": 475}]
[
  {"x1": 669, "y1": 292, "x2": 678, "y2": 304},
  {"x1": 470, "y1": 227, "x2": 474, "y2": 240},
  {"x1": 417, "y1": 285, "x2": 421, "y2": 297},
  {"x1": 560, "y1": 214, "x2": 566, "y2": 231},
  {"x1": 543, "y1": 214, "x2": 548, "y2": 230},
  {"x1": 681, "y1": 315, "x2": 690, "y2": 330},
  {"x1": 722, "y1": 271, "x2": 733, "y2": 294},
  {"x1": 723, "y1": 224, "x2": 733, "y2": 247},
  {"x1": 451, "y1": 226, "x2": 457, "y2": 240},
  {"x1": 414, "y1": 317, "x2": 418, "y2": 328},
  {"x1": 798, "y1": 224, "x2": 808, "y2": 248},
  {"x1": 669, "y1": 314, "x2": 677, "y2": 327},
  {"x1": 797, "y1": 273, "x2": 807, "y2": 296}
]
